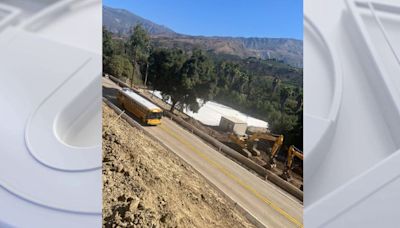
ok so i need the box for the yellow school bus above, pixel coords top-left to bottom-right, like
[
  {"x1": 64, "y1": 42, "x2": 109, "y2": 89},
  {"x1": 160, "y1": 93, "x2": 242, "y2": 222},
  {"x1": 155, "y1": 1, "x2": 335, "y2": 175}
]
[{"x1": 117, "y1": 88, "x2": 163, "y2": 125}]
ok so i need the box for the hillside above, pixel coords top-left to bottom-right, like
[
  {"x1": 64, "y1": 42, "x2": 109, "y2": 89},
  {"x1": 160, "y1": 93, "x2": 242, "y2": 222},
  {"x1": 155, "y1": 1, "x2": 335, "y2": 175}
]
[
  {"x1": 103, "y1": 6, "x2": 176, "y2": 36},
  {"x1": 102, "y1": 103, "x2": 255, "y2": 227},
  {"x1": 103, "y1": 6, "x2": 303, "y2": 67}
]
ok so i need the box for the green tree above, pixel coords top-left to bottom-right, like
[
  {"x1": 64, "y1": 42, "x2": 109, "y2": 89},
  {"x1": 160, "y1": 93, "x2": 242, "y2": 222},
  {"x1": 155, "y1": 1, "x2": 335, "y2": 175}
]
[
  {"x1": 148, "y1": 49, "x2": 216, "y2": 112},
  {"x1": 271, "y1": 76, "x2": 281, "y2": 95},
  {"x1": 295, "y1": 89, "x2": 303, "y2": 112},
  {"x1": 287, "y1": 110, "x2": 303, "y2": 149},
  {"x1": 279, "y1": 87, "x2": 291, "y2": 111},
  {"x1": 268, "y1": 111, "x2": 297, "y2": 134},
  {"x1": 148, "y1": 48, "x2": 187, "y2": 111},
  {"x1": 103, "y1": 27, "x2": 114, "y2": 70},
  {"x1": 179, "y1": 50, "x2": 216, "y2": 112},
  {"x1": 217, "y1": 62, "x2": 242, "y2": 90},
  {"x1": 111, "y1": 39, "x2": 126, "y2": 56},
  {"x1": 127, "y1": 24, "x2": 150, "y2": 85},
  {"x1": 108, "y1": 55, "x2": 135, "y2": 83}
]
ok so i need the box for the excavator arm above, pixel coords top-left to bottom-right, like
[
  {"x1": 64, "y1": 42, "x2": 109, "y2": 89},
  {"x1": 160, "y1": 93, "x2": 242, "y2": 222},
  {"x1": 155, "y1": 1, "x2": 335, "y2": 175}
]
[
  {"x1": 265, "y1": 134, "x2": 284, "y2": 168},
  {"x1": 228, "y1": 133, "x2": 248, "y2": 149},
  {"x1": 248, "y1": 132, "x2": 284, "y2": 167},
  {"x1": 281, "y1": 145, "x2": 303, "y2": 180},
  {"x1": 229, "y1": 132, "x2": 284, "y2": 166}
]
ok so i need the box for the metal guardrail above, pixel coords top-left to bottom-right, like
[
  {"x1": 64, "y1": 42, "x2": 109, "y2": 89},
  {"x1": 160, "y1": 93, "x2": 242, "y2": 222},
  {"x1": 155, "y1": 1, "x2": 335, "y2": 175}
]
[{"x1": 105, "y1": 74, "x2": 130, "y2": 88}]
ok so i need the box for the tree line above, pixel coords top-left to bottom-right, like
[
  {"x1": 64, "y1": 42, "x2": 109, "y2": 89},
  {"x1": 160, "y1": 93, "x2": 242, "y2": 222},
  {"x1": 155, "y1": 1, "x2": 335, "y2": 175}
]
[{"x1": 103, "y1": 25, "x2": 303, "y2": 149}]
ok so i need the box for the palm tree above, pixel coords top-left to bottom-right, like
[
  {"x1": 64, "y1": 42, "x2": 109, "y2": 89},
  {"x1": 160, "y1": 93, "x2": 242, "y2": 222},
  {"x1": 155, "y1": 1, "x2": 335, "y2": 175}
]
[
  {"x1": 279, "y1": 87, "x2": 291, "y2": 111},
  {"x1": 272, "y1": 76, "x2": 281, "y2": 95}
]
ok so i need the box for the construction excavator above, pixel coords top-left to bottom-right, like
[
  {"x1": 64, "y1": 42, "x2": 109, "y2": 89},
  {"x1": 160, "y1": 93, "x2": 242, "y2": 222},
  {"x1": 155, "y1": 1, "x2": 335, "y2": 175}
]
[
  {"x1": 280, "y1": 145, "x2": 303, "y2": 181},
  {"x1": 228, "y1": 132, "x2": 284, "y2": 168}
]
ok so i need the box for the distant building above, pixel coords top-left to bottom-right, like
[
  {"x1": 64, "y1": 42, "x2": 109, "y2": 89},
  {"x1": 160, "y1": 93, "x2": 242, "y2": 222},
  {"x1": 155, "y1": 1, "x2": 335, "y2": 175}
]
[{"x1": 219, "y1": 116, "x2": 247, "y2": 135}]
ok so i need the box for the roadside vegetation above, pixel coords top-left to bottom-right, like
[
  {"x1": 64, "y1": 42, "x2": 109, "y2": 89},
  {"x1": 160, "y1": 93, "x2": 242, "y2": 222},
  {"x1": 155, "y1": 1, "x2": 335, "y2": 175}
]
[{"x1": 103, "y1": 25, "x2": 303, "y2": 149}]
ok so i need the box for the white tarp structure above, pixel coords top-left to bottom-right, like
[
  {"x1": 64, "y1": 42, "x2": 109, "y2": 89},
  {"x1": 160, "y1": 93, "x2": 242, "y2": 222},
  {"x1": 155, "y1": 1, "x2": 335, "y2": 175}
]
[{"x1": 151, "y1": 90, "x2": 269, "y2": 129}]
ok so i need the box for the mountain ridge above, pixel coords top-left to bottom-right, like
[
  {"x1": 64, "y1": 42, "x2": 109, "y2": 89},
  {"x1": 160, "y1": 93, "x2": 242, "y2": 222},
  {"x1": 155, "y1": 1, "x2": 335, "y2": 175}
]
[
  {"x1": 103, "y1": 6, "x2": 303, "y2": 67},
  {"x1": 103, "y1": 5, "x2": 176, "y2": 36}
]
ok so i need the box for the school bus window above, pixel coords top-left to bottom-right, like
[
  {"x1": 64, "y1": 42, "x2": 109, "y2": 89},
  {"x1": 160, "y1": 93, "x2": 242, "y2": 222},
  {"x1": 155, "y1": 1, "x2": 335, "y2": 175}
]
[{"x1": 148, "y1": 112, "x2": 162, "y2": 119}]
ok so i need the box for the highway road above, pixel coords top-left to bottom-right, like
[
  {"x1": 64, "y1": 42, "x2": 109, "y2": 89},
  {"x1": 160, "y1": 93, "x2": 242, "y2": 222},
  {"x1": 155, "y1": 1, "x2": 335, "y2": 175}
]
[{"x1": 103, "y1": 77, "x2": 303, "y2": 228}]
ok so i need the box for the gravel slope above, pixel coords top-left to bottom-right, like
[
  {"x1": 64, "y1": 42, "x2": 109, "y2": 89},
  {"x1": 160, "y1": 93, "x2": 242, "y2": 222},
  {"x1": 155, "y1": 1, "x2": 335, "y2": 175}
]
[{"x1": 102, "y1": 103, "x2": 255, "y2": 228}]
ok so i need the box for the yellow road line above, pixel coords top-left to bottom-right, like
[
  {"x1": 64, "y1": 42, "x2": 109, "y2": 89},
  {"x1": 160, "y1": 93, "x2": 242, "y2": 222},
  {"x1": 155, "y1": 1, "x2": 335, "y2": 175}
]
[{"x1": 159, "y1": 124, "x2": 303, "y2": 228}]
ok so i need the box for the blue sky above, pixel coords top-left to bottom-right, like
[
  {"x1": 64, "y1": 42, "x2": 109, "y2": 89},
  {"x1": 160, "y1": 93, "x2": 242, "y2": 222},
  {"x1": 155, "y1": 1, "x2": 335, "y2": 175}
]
[{"x1": 104, "y1": 0, "x2": 303, "y2": 40}]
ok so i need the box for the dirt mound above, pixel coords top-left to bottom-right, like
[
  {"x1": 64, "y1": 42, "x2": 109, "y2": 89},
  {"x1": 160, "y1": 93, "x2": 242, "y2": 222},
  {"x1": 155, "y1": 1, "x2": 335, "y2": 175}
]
[{"x1": 102, "y1": 103, "x2": 255, "y2": 228}]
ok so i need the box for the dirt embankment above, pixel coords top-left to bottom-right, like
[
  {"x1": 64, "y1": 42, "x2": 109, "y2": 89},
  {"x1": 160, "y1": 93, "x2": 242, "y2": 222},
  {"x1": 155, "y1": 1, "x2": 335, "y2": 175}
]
[{"x1": 102, "y1": 103, "x2": 255, "y2": 228}]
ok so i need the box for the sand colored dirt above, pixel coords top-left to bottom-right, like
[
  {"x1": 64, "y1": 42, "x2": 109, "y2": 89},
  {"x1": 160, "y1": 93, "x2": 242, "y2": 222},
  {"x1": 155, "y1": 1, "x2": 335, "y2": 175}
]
[{"x1": 102, "y1": 103, "x2": 255, "y2": 228}]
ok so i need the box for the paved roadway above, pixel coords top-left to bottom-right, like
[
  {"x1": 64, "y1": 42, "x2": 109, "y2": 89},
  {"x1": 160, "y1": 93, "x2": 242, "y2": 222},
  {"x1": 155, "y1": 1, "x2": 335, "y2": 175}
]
[{"x1": 103, "y1": 77, "x2": 303, "y2": 228}]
